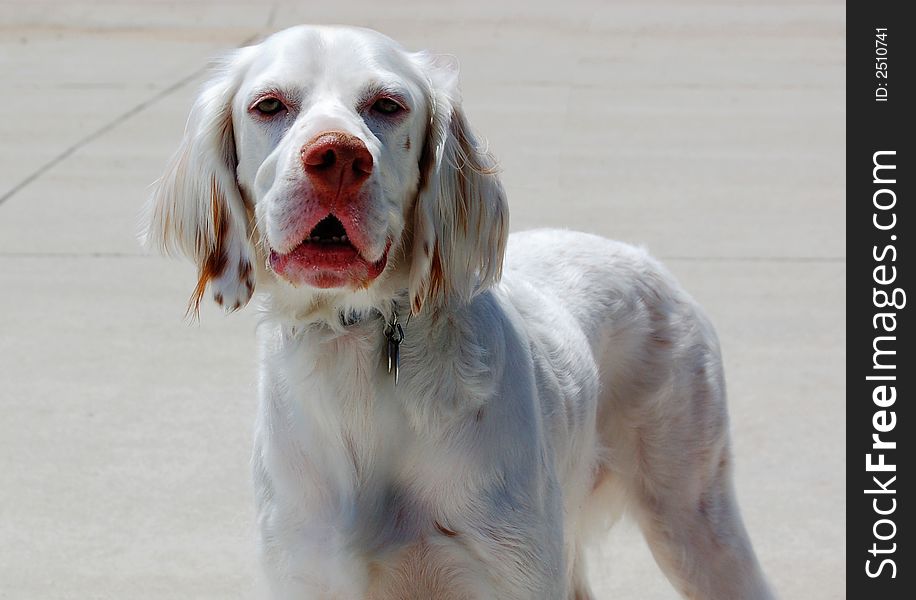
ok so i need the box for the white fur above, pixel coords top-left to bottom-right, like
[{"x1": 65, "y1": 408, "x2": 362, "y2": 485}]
[{"x1": 145, "y1": 25, "x2": 775, "y2": 600}]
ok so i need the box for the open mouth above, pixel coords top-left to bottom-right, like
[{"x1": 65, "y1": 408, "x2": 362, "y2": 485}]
[
  {"x1": 303, "y1": 214, "x2": 352, "y2": 246},
  {"x1": 268, "y1": 214, "x2": 389, "y2": 289}
]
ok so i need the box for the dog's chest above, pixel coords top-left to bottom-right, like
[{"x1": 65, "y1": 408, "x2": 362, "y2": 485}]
[
  {"x1": 274, "y1": 335, "x2": 462, "y2": 498},
  {"x1": 259, "y1": 319, "x2": 508, "y2": 590},
  {"x1": 344, "y1": 402, "x2": 473, "y2": 551},
  {"x1": 352, "y1": 451, "x2": 483, "y2": 599}
]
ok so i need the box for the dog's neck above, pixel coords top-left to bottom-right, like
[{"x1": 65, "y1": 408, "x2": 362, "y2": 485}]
[
  {"x1": 261, "y1": 289, "x2": 415, "y2": 384},
  {"x1": 259, "y1": 287, "x2": 495, "y2": 439},
  {"x1": 338, "y1": 301, "x2": 407, "y2": 385},
  {"x1": 261, "y1": 280, "x2": 407, "y2": 326}
]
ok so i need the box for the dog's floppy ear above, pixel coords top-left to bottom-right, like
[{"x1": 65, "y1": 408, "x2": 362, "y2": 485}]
[
  {"x1": 408, "y1": 54, "x2": 509, "y2": 316},
  {"x1": 142, "y1": 48, "x2": 256, "y2": 315}
]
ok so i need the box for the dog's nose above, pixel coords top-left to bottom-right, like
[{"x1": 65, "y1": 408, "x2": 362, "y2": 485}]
[{"x1": 301, "y1": 132, "x2": 373, "y2": 199}]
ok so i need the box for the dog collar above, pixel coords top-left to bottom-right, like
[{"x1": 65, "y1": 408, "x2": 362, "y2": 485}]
[{"x1": 337, "y1": 302, "x2": 406, "y2": 385}]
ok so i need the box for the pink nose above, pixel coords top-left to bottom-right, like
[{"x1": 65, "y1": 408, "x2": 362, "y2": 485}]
[{"x1": 301, "y1": 132, "x2": 373, "y2": 200}]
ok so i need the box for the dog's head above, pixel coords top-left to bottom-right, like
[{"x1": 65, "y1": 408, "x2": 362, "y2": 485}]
[{"x1": 144, "y1": 25, "x2": 508, "y2": 318}]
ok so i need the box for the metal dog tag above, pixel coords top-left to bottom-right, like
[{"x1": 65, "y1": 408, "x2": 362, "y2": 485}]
[{"x1": 385, "y1": 314, "x2": 404, "y2": 385}]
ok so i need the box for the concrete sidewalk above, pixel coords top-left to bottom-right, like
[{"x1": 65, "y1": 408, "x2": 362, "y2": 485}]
[{"x1": 0, "y1": 1, "x2": 845, "y2": 598}]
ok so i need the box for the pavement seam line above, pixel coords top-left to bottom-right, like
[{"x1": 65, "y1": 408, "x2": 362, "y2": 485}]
[
  {"x1": 0, "y1": 68, "x2": 205, "y2": 207},
  {"x1": 0, "y1": 33, "x2": 263, "y2": 208}
]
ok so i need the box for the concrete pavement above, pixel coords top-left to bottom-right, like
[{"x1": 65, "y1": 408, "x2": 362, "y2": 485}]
[{"x1": 0, "y1": 1, "x2": 845, "y2": 598}]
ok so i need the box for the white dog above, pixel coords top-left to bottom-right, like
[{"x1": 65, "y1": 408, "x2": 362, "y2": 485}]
[{"x1": 145, "y1": 25, "x2": 775, "y2": 600}]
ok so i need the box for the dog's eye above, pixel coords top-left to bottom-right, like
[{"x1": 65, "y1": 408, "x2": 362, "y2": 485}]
[
  {"x1": 254, "y1": 98, "x2": 285, "y2": 115},
  {"x1": 372, "y1": 98, "x2": 403, "y2": 115}
]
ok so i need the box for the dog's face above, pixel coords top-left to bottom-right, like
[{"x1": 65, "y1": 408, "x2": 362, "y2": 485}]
[
  {"x1": 235, "y1": 27, "x2": 428, "y2": 291},
  {"x1": 145, "y1": 25, "x2": 508, "y2": 317}
]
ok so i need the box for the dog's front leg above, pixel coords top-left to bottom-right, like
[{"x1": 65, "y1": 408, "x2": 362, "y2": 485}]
[
  {"x1": 254, "y1": 483, "x2": 369, "y2": 599},
  {"x1": 258, "y1": 521, "x2": 368, "y2": 600},
  {"x1": 252, "y1": 436, "x2": 368, "y2": 600}
]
